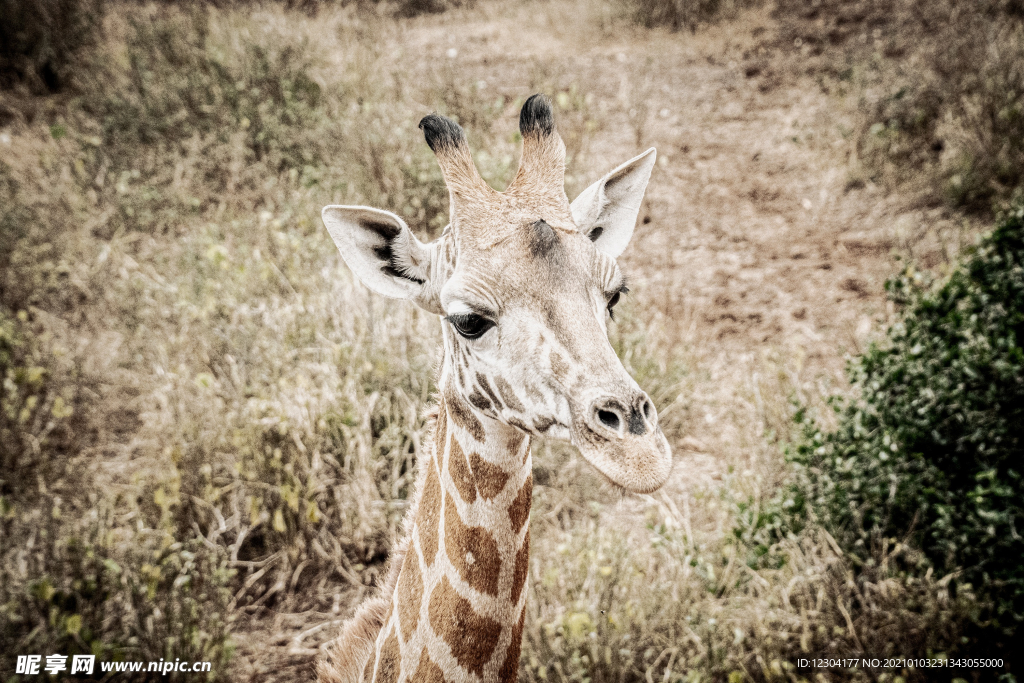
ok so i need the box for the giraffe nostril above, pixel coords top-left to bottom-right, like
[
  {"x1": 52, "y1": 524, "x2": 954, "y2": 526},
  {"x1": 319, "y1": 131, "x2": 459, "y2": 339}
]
[
  {"x1": 597, "y1": 409, "x2": 620, "y2": 431},
  {"x1": 642, "y1": 400, "x2": 653, "y2": 420}
]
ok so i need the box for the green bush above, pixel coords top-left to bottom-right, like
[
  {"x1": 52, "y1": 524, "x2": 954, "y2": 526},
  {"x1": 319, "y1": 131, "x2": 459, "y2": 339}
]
[
  {"x1": 789, "y1": 205, "x2": 1024, "y2": 635},
  {"x1": 0, "y1": 0, "x2": 104, "y2": 93}
]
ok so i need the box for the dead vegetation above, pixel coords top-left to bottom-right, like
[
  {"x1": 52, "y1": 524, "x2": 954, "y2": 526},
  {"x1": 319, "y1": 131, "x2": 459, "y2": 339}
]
[
  {"x1": 0, "y1": 0, "x2": 1011, "y2": 681},
  {"x1": 771, "y1": 0, "x2": 1024, "y2": 214}
]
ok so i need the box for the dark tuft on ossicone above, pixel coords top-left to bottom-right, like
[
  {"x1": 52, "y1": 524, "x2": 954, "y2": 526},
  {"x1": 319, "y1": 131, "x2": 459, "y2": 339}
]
[
  {"x1": 419, "y1": 114, "x2": 465, "y2": 153},
  {"x1": 529, "y1": 219, "x2": 559, "y2": 257},
  {"x1": 519, "y1": 94, "x2": 555, "y2": 137}
]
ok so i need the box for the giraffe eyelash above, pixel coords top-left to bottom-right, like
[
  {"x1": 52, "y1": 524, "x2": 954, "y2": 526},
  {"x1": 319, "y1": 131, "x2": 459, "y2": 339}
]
[
  {"x1": 606, "y1": 284, "x2": 628, "y2": 319},
  {"x1": 446, "y1": 312, "x2": 496, "y2": 339}
]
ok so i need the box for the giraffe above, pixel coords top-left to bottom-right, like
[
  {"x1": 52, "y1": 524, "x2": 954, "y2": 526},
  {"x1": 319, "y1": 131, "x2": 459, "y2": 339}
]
[{"x1": 316, "y1": 94, "x2": 672, "y2": 683}]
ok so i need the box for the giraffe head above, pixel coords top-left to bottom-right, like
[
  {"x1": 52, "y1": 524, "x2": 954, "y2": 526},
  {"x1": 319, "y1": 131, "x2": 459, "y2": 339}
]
[{"x1": 323, "y1": 95, "x2": 671, "y2": 493}]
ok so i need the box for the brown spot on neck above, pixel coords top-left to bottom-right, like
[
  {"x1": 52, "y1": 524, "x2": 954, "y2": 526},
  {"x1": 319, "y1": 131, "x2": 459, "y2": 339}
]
[
  {"x1": 445, "y1": 386, "x2": 485, "y2": 443},
  {"x1": 444, "y1": 492, "x2": 501, "y2": 597},
  {"x1": 412, "y1": 652, "x2": 447, "y2": 683},
  {"x1": 497, "y1": 607, "x2": 527, "y2": 682},
  {"x1": 511, "y1": 527, "x2": 530, "y2": 606},
  {"x1": 395, "y1": 549, "x2": 423, "y2": 641},
  {"x1": 448, "y1": 438, "x2": 477, "y2": 504},
  {"x1": 428, "y1": 576, "x2": 503, "y2": 677},
  {"x1": 506, "y1": 429, "x2": 525, "y2": 455},
  {"x1": 417, "y1": 463, "x2": 442, "y2": 566},
  {"x1": 373, "y1": 628, "x2": 400, "y2": 683},
  {"x1": 468, "y1": 451, "x2": 510, "y2": 499},
  {"x1": 508, "y1": 474, "x2": 532, "y2": 534}
]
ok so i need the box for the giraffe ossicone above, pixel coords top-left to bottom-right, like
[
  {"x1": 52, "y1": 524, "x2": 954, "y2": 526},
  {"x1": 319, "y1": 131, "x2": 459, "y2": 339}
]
[{"x1": 317, "y1": 94, "x2": 672, "y2": 683}]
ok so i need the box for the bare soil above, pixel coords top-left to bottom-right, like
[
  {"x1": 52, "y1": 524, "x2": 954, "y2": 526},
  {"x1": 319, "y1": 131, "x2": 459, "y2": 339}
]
[{"x1": 230, "y1": 3, "x2": 978, "y2": 679}]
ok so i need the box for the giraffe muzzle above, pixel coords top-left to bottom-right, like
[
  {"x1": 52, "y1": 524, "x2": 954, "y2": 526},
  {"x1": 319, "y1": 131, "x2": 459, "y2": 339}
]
[{"x1": 571, "y1": 386, "x2": 672, "y2": 493}]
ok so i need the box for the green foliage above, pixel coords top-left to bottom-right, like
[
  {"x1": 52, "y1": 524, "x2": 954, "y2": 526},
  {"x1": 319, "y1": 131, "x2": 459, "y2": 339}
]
[
  {"x1": 0, "y1": 0, "x2": 105, "y2": 93},
  {"x1": 788, "y1": 205, "x2": 1024, "y2": 633}
]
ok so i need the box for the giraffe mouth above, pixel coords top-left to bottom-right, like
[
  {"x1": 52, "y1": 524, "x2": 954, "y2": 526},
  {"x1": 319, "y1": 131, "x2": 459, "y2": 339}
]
[
  {"x1": 573, "y1": 428, "x2": 673, "y2": 494},
  {"x1": 569, "y1": 393, "x2": 673, "y2": 493}
]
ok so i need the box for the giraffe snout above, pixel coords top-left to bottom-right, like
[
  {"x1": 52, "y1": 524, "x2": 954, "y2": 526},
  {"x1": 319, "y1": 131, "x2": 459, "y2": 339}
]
[
  {"x1": 575, "y1": 388, "x2": 672, "y2": 493},
  {"x1": 587, "y1": 392, "x2": 658, "y2": 440}
]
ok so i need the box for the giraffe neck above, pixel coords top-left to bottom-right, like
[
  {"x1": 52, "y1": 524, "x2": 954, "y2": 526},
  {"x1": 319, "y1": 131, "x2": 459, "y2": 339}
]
[{"x1": 364, "y1": 382, "x2": 533, "y2": 683}]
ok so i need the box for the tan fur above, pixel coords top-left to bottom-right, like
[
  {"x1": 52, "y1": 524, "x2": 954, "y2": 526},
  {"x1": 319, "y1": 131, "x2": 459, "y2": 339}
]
[
  {"x1": 317, "y1": 389, "x2": 532, "y2": 683},
  {"x1": 434, "y1": 144, "x2": 494, "y2": 205},
  {"x1": 506, "y1": 130, "x2": 569, "y2": 209},
  {"x1": 433, "y1": 124, "x2": 574, "y2": 252}
]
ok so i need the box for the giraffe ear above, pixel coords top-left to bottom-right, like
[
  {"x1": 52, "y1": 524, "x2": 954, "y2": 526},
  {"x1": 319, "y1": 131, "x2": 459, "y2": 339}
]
[
  {"x1": 570, "y1": 148, "x2": 657, "y2": 258},
  {"x1": 322, "y1": 205, "x2": 435, "y2": 305}
]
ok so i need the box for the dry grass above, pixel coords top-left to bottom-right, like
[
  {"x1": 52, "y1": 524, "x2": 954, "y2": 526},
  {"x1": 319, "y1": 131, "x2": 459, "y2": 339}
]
[
  {"x1": 624, "y1": 0, "x2": 761, "y2": 33},
  {"x1": 771, "y1": 0, "x2": 1024, "y2": 215},
  {"x1": 0, "y1": 0, "x2": 1001, "y2": 680}
]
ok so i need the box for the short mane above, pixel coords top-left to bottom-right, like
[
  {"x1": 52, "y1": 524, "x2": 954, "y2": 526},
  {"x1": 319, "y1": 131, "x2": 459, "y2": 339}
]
[{"x1": 315, "y1": 406, "x2": 440, "y2": 683}]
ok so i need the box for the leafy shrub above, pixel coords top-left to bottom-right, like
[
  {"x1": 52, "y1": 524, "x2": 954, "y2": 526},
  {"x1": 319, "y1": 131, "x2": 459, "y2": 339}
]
[
  {"x1": 0, "y1": 0, "x2": 104, "y2": 93},
  {"x1": 788, "y1": 205, "x2": 1024, "y2": 635}
]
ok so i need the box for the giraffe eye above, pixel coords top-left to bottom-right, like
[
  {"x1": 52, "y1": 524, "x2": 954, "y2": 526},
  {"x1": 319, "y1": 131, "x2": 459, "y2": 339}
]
[{"x1": 447, "y1": 313, "x2": 495, "y2": 340}]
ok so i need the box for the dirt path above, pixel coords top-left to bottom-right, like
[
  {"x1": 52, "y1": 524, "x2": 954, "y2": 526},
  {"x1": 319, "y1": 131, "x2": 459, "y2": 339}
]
[
  {"x1": 233, "y1": 3, "x2": 965, "y2": 678},
  {"x1": 395, "y1": 0, "x2": 959, "y2": 498}
]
